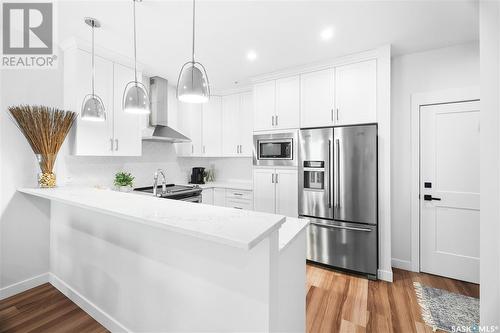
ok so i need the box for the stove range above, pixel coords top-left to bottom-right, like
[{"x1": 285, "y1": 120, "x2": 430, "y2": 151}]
[{"x1": 134, "y1": 184, "x2": 202, "y2": 203}]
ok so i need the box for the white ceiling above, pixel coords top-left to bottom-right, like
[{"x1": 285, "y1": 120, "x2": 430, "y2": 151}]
[{"x1": 57, "y1": 0, "x2": 479, "y2": 92}]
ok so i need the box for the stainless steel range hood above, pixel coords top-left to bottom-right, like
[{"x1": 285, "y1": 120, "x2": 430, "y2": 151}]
[{"x1": 142, "y1": 76, "x2": 191, "y2": 143}]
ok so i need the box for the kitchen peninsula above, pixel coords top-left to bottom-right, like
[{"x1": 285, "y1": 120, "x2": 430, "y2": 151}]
[{"x1": 19, "y1": 187, "x2": 308, "y2": 332}]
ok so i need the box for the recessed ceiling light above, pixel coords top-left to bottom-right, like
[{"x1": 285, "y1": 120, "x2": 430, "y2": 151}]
[
  {"x1": 247, "y1": 50, "x2": 257, "y2": 61},
  {"x1": 320, "y1": 27, "x2": 334, "y2": 41}
]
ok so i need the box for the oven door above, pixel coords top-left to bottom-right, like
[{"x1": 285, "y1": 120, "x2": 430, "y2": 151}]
[{"x1": 253, "y1": 131, "x2": 298, "y2": 166}]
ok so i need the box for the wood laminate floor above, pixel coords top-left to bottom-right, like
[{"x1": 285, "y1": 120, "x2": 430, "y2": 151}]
[
  {"x1": 0, "y1": 265, "x2": 479, "y2": 333},
  {"x1": 306, "y1": 264, "x2": 479, "y2": 333}
]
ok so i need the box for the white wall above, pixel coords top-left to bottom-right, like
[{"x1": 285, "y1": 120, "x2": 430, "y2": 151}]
[
  {"x1": 0, "y1": 67, "x2": 63, "y2": 289},
  {"x1": 390, "y1": 43, "x2": 479, "y2": 267},
  {"x1": 479, "y1": 1, "x2": 500, "y2": 327}
]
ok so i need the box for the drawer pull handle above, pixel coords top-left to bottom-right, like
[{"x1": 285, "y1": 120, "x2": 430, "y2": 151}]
[{"x1": 234, "y1": 207, "x2": 243, "y2": 209}]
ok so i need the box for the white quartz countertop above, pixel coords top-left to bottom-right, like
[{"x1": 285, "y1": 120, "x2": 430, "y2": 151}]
[
  {"x1": 18, "y1": 187, "x2": 284, "y2": 250},
  {"x1": 279, "y1": 217, "x2": 310, "y2": 251}
]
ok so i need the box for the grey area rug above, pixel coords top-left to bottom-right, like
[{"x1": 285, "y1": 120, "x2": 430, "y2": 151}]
[{"x1": 414, "y1": 282, "x2": 479, "y2": 332}]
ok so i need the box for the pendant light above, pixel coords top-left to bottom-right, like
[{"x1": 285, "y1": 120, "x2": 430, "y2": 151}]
[
  {"x1": 123, "y1": 0, "x2": 150, "y2": 114},
  {"x1": 176, "y1": 0, "x2": 210, "y2": 103},
  {"x1": 81, "y1": 17, "x2": 106, "y2": 121}
]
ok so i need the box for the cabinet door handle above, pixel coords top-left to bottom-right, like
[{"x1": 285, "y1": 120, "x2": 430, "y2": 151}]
[
  {"x1": 271, "y1": 173, "x2": 275, "y2": 183},
  {"x1": 275, "y1": 173, "x2": 278, "y2": 183},
  {"x1": 110, "y1": 138, "x2": 114, "y2": 151},
  {"x1": 115, "y1": 139, "x2": 119, "y2": 151},
  {"x1": 275, "y1": 115, "x2": 278, "y2": 127},
  {"x1": 239, "y1": 145, "x2": 242, "y2": 154},
  {"x1": 336, "y1": 108, "x2": 339, "y2": 122},
  {"x1": 331, "y1": 109, "x2": 334, "y2": 122},
  {"x1": 271, "y1": 115, "x2": 275, "y2": 127},
  {"x1": 192, "y1": 145, "x2": 194, "y2": 154}
]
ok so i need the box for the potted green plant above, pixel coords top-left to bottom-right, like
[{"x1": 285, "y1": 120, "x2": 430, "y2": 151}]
[{"x1": 114, "y1": 171, "x2": 135, "y2": 192}]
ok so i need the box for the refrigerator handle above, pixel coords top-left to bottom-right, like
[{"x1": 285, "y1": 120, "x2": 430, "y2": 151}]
[
  {"x1": 311, "y1": 221, "x2": 372, "y2": 232},
  {"x1": 335, "y1": 139, "x2": 340, "y2": 207},
  {"x1": 328, "y1": 139, "x2": 332, "y2": 208}
]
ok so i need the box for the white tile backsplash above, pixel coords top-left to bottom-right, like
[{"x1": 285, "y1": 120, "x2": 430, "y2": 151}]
[{"x1": 60, "y1": 141, "x2": 252, "y2": 188}]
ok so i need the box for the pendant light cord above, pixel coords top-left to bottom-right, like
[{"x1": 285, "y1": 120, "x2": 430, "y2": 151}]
[
  {"x1": 91, "y1": 23, "x2": 95, "y2": 95},
  {"x1": 133, "y1": 0, "x2": 138, "y2": 82},
  {"x1": 191, "y1": 0, "x2": 195, "y2": 62}
]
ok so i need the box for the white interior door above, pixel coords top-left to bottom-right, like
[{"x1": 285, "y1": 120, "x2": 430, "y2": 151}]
[{"x1": 420, "y1": 100, "x2": 480, "y2": 283}]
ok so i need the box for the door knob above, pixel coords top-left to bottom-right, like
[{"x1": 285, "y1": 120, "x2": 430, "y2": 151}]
[{"x1": 423, "y1": 194, "x2": 441, "y2": 201}]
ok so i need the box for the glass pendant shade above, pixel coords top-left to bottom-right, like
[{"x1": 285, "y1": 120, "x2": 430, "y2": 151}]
[
  {"x1": 123, "y1": 0, "x2": 150, "y2": 115},
  {"x1": 177, "y1": 62, "x2": 209, "y2": 103},
  {"x1": 81, "y1": 94, "x2": 106, "y2": 121},
  {"x1": 81, "y1": 17, "x2": 106, "y2": 122},
  {"x1": 123, "y1": 81, "x2": 150, "y2": 114}
]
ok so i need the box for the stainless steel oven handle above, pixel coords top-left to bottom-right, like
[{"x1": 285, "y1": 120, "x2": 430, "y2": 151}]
[{"x1": 311, "y1": 221, "x2": 371, "y2": 232}]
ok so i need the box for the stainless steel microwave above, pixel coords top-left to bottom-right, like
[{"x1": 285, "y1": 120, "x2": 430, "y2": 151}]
[{"x1": 253, "y1": 131, "x2": 298, "y2": 167}]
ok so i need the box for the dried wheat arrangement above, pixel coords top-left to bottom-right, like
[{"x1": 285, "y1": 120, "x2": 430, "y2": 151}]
[{"x1": 8, "y1": 105, "x2": 77, "y2": 187}]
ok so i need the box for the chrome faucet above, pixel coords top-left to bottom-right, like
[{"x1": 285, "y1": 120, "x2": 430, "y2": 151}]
[{"x1": 153, "y1": 169, "x2": 167, "y2": 197}]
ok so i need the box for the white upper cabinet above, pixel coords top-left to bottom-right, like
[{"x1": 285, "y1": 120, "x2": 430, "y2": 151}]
[
  {"x1": 202, "y1": 96, "x2": 222, "y2": 156},
  {"x1": 222, "y1": 92, "x2": 253, "y2": 157},
  {"x1": 253, "y1": 81, "x2": 275, "y2": 131},
  {"x1": 275, "y1": 76, "x2": 300, "y2": 130},
  {"x1": 64, "y1": 47, "x2": 142, "y2": 156},
  {"x1": 239, "y1": 92, "x2": 254, "y2": 156},
  {"x1": 113, "y1": 63, "x2": 142, "y2": 156},
  {"x1": 300, "y1": 69, "x2": 335, "y2": 128},
  {"x1": 178, "y1": 103, "x2": 202, "y2": 156},
  {"x1": 222, "y1": 94, "x2": 240, "y2": 156},
  {"x1": 253, "y1": 76, "x2": 300, "y2": 131},
  {"x1": 334, "y1": 59, "x2": 377, "y2": 125}
]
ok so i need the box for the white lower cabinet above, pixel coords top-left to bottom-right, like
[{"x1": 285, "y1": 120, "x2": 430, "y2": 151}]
[
  {"x1": 213, "y1": 188, "x2": 226, "y2": 206},
  {"x1": 203, "y1": 187, "x2": 254, "y2": 211},
  {"x1": 253, "y1": 168, "x2": 298, "y2": 217},
  {"x1": 253, "y1": 169, "x2": 276, "y2": 214},
  {"x1": 201, "y1": 188, "x2": 214, "y2": 205}
]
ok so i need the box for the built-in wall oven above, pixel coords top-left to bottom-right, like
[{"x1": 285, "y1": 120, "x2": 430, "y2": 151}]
[{"x1": 253, "y1": 131, "x2": 298, "y2": 167}]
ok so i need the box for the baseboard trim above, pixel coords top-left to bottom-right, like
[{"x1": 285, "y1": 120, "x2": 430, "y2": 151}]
[
  {"x1": 0, "y1": 273, "x2": 50, "y2": 300},
  {"x1": 392, "y1": 258, "x2": 413, "y2": 271},
  {"x1": 378, "y1": 269, "x2": 393, "y2": 282},
  {"x1": 49, "y1": 273, "x2": 130, "y2": 333}
]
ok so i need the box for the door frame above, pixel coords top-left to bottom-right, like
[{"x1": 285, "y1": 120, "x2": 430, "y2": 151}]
[{"x1": 410, "y1": 87, "x2": 480, "y2": 272}]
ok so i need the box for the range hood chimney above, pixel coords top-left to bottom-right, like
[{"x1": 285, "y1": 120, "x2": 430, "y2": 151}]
[{"x1": 142, "y1": 76, "x2": 191, "y2": 143}]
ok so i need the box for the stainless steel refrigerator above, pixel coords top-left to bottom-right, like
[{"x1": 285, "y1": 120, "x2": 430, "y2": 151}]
[{"x1": 299, "y1": 124, "x2": 378, "y2": 279}]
